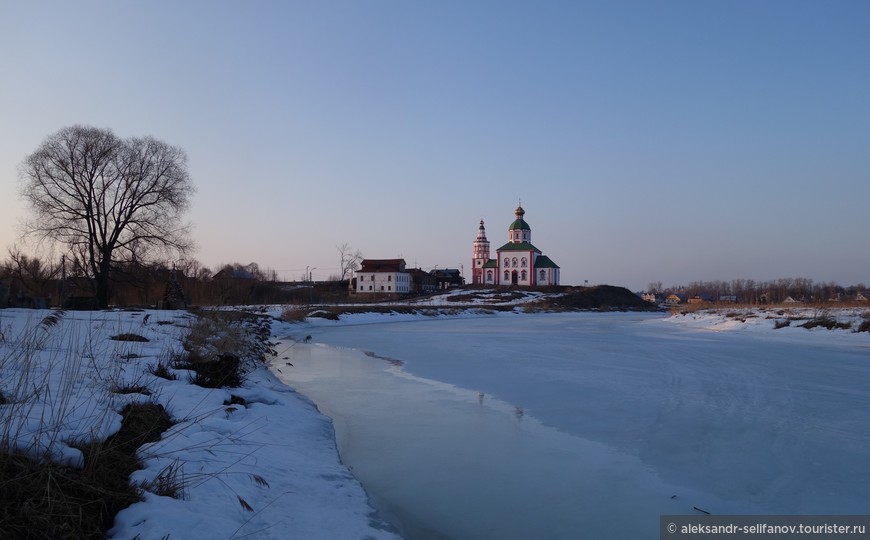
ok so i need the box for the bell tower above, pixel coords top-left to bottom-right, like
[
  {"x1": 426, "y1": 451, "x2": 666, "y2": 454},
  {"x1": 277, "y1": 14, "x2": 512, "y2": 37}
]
[{"x1": 472, "y1": 219, "x2": 490, "y2": 284}]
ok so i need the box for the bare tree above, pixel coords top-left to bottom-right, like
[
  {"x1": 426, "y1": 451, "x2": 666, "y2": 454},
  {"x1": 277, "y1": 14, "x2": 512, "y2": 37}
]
[
  {"x1": 19, "y1": 125, "x2": 194, "y2": 308},
  {"x1": 337, "y1": 242, "x2": 363, "y2": 281},
  {"x1": 4, "y1": 248, "x2": 60, "y2": 301}
]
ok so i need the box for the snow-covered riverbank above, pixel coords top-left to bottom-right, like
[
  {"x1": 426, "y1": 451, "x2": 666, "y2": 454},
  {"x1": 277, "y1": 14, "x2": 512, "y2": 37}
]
[{"x1": 0, "y1": 308, "x2": 399, "y2": 539}]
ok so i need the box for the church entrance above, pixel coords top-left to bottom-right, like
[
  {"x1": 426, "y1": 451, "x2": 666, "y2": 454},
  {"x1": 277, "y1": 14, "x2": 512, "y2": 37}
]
[{"x1": 511, "y1": 270, "x2": 518, "y2": 285}]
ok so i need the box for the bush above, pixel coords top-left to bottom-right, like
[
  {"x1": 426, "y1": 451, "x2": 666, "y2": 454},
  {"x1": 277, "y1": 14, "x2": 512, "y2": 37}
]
[
  {"x1": 181, "y1": 312, "x2": 259, "y2": 388},
  {"x1": 773, "y1": 319, "x2": 791, "y2": 329},
  {"x1": 190, "y1": 353, "x2": 242, "y2": 388},
  {"x1": 800, "y1": 315, "x2": 851, "y2": 331}
]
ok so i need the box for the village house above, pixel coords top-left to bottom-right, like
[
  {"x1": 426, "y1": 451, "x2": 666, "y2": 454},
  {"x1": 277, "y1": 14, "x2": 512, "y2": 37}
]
[
  {"x1": 354, "y1": 258, "x2": 411, "y2": 294},
  {"x1": 408, "y1": 268, "x2": 437, "y2": 294},
  {"x1": 664, "y1": 293, "x2": 686, "y2": 305},
  {"x1": 432, "y1": 268, "x2": 464, "y2": 290}
]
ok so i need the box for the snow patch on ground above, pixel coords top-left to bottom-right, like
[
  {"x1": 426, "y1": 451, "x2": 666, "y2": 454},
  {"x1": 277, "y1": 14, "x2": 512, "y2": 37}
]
[
  {"x1": 664, "y1": 307, "x2": 870, "y2": 338},
  {"x1": 0, "y1": 308, "x2": 399, "y2": 540}
]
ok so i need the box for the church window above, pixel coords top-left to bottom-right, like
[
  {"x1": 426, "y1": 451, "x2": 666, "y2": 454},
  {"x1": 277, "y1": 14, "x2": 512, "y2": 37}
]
[
  {"x1": 521, "y1": 270, "x2": 527, "y2": 281},
  {"x1": 503, "y1": 270, "x2": 509, "y2": 281},
  {"x1": 539, "y1": 270, "x2": 546, "y2": 281},
  {"x1": 512, "y1": 257, "x2": 518, "y2": 268},
  {"x1": 487, "y1": 270, "x2": 493, "y2": 281},
  {"x1": 521, "y1": 257, "x2": 527, "y2": 268},
  {"x1": 504, "y1": 258, "x2": 509, "y2": 267}
]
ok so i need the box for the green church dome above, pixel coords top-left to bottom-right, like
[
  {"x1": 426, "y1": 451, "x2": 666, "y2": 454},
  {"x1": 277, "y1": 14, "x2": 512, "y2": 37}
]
[
  {"x1": 508, "y1": 218, "x2": 530, "y2": 231},
  {"x1": 508, "y1": 205, "x2": 529, "y2": 231}
]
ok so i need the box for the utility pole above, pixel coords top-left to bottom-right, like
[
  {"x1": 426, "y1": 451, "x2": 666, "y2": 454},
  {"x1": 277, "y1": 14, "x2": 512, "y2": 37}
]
[{"x1": 308, "y1": 266, "x2": 317, "y2": 304}]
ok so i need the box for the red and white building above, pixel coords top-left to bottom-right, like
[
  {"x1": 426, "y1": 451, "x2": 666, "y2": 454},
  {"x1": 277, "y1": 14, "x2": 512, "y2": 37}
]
[{"x1": 472, "y1": 205, "x2": 560, "y2": 287}]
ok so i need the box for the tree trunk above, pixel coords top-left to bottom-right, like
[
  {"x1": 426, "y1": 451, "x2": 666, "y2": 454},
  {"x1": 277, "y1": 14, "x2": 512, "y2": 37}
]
[{"x1": 95, "y1": 255, "x2": 112, "y2": 309}]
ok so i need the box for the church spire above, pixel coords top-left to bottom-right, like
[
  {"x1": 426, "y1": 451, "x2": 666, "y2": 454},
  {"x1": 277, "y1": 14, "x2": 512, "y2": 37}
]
[
  {"x1": 476, "y1": 219, "x2": 487, "y2": 241},
  {"x1": 472, "y1": 219, "x2": 491, "y2": 284}
]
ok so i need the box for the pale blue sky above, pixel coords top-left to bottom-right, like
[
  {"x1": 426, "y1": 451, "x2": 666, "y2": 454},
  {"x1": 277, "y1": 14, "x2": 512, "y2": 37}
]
[{"x1": 1, "y1": 1, "x2": 868, "y2": 290}]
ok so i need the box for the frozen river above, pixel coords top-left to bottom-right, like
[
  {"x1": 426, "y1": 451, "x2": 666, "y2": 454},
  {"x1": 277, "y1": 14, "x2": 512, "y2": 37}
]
[{"x1": 270, "y1": 312, "x2": 870, "y2": 539}]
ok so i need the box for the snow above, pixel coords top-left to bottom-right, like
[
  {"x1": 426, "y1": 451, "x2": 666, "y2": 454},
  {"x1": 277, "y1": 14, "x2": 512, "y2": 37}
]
[
  {"x1": 404, "y1": 288, "x2": 549, "y2": 306},
  {"x1": 4, "y1": 305, "x2": 869, "y2": 539},
  {"x1": 270, "y1": 308, "x2": 870, "y2": 539},
  {"x1": 0, "y1": 308, "x2": 399, "y2": 540}
]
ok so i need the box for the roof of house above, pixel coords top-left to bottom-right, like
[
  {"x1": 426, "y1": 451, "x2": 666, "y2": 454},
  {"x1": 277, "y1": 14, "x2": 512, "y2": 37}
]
[
  {"x1": 534, "y1": 255, "x2": 560, "y2": 269},
  {"x1": 359, "y1": 259, "x2": 407, "y2": 272},
  {"x1": 213, "y1": 268, "x2": 257, "y2": 280},
  {"x1": 432, "y1": 268, "x2": 461, "y2": 277},
  {"x1": 483, "y1": 259, "x2": 499, "y2": 268},
  {"x1": 495, "y1": 241, "x2": 541, "y2": 253}
]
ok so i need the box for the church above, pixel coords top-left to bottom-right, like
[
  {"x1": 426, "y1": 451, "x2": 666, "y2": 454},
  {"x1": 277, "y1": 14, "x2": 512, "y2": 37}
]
[{"x1": 472, "y1": 205, "x2": 560, "y2": 286}]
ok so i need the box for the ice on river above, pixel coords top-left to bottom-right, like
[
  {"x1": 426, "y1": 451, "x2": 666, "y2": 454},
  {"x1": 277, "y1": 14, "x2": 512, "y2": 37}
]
[{"x1": 270, "y1": 311, "x2": 870, "y2": 539}]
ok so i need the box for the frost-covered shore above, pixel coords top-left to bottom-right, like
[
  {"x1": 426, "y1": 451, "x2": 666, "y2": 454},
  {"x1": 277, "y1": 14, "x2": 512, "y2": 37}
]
[
  {"x1": 664, "y1": 306, "x2": 870, "y2": 335},
  {"x1": 0, "y1": 308, "x2": 399, "y2": 540}
]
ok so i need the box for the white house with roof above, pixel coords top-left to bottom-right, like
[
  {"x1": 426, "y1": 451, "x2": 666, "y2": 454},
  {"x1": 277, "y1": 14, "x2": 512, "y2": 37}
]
[
  {"x1": 355, "y1": 258, "x2": 411, "y2": 294},
  {"x1": 471, "y1": 205, "x2": 560, "y2": 286}
]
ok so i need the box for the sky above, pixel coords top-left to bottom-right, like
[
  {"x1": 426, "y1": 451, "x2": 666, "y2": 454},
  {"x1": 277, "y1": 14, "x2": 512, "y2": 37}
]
[{"x1": 1, "y1": 1, "x2": 868, "y2": 291}]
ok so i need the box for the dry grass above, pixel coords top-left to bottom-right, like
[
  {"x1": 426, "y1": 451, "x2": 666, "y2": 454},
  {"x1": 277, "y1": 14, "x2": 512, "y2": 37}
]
[
  {"x1": 1, "y1": 308, "x2": 276, "y2": 538},
  {"x1": 110, "y1": 333, "x2": 149, "y2": 342},
  {"x1": 148, "y1": 361, "x2": 177, "y2": 380},
  {"x1": 799, "y1": 316, "x2": 852, "y2": 331},
  {"x1": 181, "y1": 312, "x2": 247, "y2": 388},
  {"x1": 0, "y1": 402, "x2": 173, "y2": 539},
  {"x1": 180, "y1": 310, "x2": 272, "y2": 388},
  {"x1": 0, "y1": 312, "x2": 177, "y2": 539},
  {"x1": 279, "y1": 307, "x2": 309, "y2": 322}
]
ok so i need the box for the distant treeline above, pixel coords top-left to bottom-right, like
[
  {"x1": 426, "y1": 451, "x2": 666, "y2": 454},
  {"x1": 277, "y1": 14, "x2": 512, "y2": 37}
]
[
  {"x1": 0, "y1": 253, "x2": 350, "y2": 307},
  {"x1": 647, "y1": 278, "x2": 867, "y2": 304}
]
